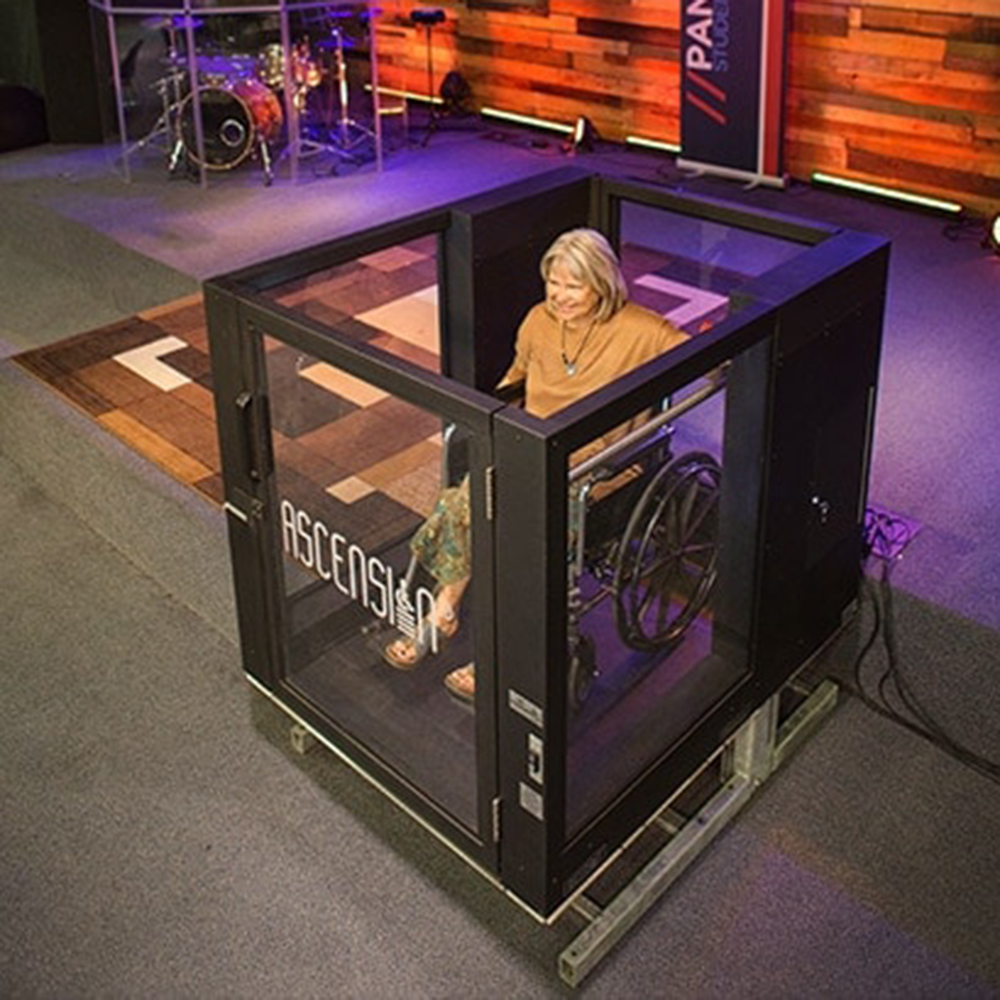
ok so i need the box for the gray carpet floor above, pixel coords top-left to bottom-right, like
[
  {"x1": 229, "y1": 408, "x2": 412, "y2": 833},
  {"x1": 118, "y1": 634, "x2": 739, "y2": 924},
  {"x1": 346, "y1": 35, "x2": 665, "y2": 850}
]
[{"x1": 1, "y1": 128, "x2": 998, "y2": 996}]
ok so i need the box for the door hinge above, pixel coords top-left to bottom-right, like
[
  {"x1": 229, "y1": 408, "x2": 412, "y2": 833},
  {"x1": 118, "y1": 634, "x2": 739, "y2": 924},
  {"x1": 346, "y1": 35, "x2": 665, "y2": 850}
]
[
  {"x1": 491, "y1": 796, "x2": 502, "y2": 843},
  {"x1": 485, "y1": 465, "x2": 496, "y2": 522}
]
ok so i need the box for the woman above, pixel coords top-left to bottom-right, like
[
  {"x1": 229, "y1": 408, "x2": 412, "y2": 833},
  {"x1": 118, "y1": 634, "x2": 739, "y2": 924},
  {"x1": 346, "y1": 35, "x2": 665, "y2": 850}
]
[{"x1": 383, "y1": 228, "x2": 689, "y2": 702}]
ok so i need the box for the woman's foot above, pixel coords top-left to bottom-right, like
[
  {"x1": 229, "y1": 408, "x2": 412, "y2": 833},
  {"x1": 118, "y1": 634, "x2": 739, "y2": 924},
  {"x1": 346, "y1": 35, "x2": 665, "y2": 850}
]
[
  {"x1": 383, "y1": 606, "x2": 458, "y2": 670},
  {"x1": 444, "y1": 663, "x2": 475, "y2": 703}
]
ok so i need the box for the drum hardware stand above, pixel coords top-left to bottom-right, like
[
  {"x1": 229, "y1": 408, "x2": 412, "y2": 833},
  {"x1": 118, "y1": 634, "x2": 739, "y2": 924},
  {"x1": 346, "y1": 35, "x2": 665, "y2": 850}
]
[
  {"x1": 324, "y1": 24, "x2": 375, "y2": 154},
  {"x1": 167, "y1": 133, "x2": 188, "y2": 176},
  {"x1": 123, "y1": 15, "x2": 198, "y2": 174},
  {"x1": 276, "y1": 24, "x2": 372, "y2": 176},
  {"x1": 411, "y1": 8, "x2": 444, "y2": 146},
  {"x1": 276, "y1": 101, "x2": 353, "y2": 178},
  {"x1": 256, "y1": 135, "x2": 275, "y2": 185},
  {"x1": 123, "y1": 69, "x2": 187, "y2": 171},
  {"x1": 274, "y1": 104, "x2": 349, "y2": 180}
]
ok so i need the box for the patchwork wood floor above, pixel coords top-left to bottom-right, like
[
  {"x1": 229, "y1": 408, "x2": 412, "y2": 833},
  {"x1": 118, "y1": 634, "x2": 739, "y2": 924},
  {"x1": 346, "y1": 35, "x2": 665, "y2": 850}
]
[{"x1": 14, "y1": 293, "x2": 225, "y2": 503}]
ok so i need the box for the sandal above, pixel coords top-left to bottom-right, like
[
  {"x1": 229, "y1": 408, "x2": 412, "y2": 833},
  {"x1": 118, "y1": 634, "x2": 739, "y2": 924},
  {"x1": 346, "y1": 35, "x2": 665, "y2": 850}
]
[
  {"x1": 383, "y1": 609, "x2": 458, "y2": 671},
  {"x1": 444, "y1": 663, "x2": 476, "y2": 704}
]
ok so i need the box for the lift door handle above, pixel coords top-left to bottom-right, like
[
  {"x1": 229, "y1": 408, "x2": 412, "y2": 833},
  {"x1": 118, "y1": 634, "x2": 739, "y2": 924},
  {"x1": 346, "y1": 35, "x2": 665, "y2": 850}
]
[{"x1": 235, "y1": 390, "x2": 273, "y2": 482}]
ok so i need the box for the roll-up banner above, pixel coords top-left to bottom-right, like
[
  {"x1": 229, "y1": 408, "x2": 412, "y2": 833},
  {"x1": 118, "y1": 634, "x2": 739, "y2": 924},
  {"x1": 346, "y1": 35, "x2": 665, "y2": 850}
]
[{"x1": 678, "y1": 0, "x2": 789, "y2": 188}]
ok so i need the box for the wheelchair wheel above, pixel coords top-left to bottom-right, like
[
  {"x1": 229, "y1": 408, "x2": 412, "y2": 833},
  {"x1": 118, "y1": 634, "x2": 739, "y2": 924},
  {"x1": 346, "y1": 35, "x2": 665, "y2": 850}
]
[{"x1": 612, "y1": 451, "x2": 721, "y2": 651}]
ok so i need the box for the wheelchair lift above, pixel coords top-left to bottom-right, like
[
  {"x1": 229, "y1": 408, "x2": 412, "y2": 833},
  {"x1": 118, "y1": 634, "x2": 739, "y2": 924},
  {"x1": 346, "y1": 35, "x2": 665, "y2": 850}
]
[{"x1": 204, "y1": 166, "x2": 887, "y2": 989}]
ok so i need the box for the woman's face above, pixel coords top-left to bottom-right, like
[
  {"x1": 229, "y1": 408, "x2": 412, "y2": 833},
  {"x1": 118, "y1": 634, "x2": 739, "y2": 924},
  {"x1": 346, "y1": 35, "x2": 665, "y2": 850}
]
[{"x1": 546, "y1": 259, "x2": 599, "y2": 326}]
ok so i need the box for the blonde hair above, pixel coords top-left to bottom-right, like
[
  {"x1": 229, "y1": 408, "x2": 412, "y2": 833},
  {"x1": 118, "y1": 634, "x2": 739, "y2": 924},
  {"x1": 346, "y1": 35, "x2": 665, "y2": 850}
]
[{"x1": 540, "y1": 228, "x2": 629, "y2": 324}]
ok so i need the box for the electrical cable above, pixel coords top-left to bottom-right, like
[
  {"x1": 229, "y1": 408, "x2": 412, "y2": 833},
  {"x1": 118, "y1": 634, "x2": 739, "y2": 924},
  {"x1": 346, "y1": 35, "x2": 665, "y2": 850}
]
[
  {"x1": 879, "y1": 565, "x2": 1000, "y2": 782},
  {"x1": 849, "y1": 512, "x2": 1000, "y2": 785}
]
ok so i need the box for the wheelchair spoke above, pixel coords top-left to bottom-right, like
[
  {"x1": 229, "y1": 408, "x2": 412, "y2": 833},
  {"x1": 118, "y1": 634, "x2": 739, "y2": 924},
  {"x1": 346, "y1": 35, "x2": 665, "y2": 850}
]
[{"x1": 612, "y1": 451, "x2": 722, "y2": 650}]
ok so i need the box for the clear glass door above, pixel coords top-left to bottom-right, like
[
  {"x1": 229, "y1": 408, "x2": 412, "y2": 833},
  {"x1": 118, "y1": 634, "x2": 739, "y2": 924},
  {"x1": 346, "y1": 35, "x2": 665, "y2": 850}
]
[{"x1": 262, "y1": 335, "x2": 487, "y2": 833}]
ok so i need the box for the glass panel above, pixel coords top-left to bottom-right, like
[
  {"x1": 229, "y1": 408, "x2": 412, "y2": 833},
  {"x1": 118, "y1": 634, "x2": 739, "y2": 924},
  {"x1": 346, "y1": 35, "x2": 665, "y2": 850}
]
[
  {"x1": 619, "y1": 201, "x2": 811, "y2": 333},
  {"x1": 95, "y1": 9, "x2": 283, "y2": 166},
  {"x1": 565, "y1": 369, "x2": 751, "y2": 836},
  {"x1": 94, "y1": 0, "x2": 380, "y2": 178},
  {"x1": 265, "y1": 340, "x2": 480, "y2": 830},
  {"x1": 262, "y1": 235, "x2": 440, "y2": 371}
]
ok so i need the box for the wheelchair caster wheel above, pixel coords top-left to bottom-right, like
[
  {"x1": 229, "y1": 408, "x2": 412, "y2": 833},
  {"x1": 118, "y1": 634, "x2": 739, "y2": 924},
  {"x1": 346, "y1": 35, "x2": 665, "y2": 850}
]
[{"x1": 568, "y1": 633, "x2": 597, "y2": 710}]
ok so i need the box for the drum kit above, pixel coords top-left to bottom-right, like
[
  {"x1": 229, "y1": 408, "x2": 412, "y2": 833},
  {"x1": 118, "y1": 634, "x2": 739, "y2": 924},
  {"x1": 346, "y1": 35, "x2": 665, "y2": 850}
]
[{"x1": 130, "y1": 7, "x2": 376, "y2": 184}]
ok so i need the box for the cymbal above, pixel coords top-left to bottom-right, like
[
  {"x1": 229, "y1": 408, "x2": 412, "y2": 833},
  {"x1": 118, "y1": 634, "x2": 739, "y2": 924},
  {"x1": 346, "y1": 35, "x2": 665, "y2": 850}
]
[
  {"x1": 197, "y1": 53, "x2": 257, "y2": 76},
  {"x1": 314, "y1": 36, "x2": 360, "y2": 50},
  {"x1": 322, "y1": 4, "x2": 364, "y2": 17},
  {"x1": 309, "y1": 4, "x2": 381, "y2": 21},
  {"x1": 142, "y1": 14, "x2": 205, "y2": 31}
]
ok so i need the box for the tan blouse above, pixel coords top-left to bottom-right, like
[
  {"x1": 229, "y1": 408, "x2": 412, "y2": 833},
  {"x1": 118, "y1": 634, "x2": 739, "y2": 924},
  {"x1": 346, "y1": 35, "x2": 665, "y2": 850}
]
[
  {"x1": 498, "y1": 300, "x2": 689, "y2": 483},
  {"x1": 499, "y1": 301, "x2": 689, "y2": 419}
]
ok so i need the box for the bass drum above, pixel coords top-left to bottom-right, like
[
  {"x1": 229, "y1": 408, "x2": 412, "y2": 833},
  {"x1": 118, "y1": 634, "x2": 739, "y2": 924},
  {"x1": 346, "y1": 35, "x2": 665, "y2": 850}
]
[{"x1": 179, "y1": 80, "x2": 283, "y2": 170}]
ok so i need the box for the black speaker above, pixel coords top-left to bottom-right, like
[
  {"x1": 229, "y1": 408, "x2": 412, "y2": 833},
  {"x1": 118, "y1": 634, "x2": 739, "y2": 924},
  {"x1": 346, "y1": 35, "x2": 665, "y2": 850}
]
[{"x1": 34, "y1": 0, "x2": 104, "y2": 143}]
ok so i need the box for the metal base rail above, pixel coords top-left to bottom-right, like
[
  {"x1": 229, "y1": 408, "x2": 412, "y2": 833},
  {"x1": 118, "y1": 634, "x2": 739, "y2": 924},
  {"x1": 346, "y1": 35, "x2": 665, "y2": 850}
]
[{"x1": 558, "y1": 679, "x2": 839, "y2": 987}]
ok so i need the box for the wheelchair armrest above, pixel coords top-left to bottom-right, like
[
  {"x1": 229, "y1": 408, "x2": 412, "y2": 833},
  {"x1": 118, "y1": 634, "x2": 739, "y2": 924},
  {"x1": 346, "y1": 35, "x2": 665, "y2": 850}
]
[
  {"x1": 494, "y1": 380, "x2": 526, "y2": 406},
  {"x1": 588, "y1": 424, "x2": 673, "y2": 483}
]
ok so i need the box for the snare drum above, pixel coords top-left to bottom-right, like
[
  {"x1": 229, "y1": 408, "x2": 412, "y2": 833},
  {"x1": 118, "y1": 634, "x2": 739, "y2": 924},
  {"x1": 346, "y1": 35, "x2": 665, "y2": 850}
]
[{"x1": 179, "y1": 79, "x2": 283, "y2": 170}]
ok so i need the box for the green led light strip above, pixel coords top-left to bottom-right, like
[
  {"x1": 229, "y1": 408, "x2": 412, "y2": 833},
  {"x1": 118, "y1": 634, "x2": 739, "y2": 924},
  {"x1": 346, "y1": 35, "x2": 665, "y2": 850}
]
[
  {"x1": 625, "y1": 135, "x2": 681, "y2": 154},
  {"x1": 480, "y1": 107, "x2": 574, "y2": 135},
  {"x1": 812, "y1": 172, "x2": 963, "y2": 214}
]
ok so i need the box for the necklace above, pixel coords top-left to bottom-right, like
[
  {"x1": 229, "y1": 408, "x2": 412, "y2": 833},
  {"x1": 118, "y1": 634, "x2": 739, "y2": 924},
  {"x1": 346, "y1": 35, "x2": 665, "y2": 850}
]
[{"x1": 560, "y1": 317, "x2": 599, "y2": 377}]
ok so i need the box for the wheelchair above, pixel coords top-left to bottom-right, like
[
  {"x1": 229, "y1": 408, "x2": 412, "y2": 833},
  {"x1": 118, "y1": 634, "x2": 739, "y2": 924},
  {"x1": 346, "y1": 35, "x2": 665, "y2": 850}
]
[
  {"x1": 565, "y1": 428, "x2": 722, "y2": 709},
  {"x1": 499, "y1": 380, "x2": 724, "y2": 710}
]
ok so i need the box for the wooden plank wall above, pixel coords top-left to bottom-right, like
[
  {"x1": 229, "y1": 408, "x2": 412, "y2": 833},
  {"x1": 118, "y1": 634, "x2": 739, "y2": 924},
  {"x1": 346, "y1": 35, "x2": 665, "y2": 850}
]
[{"x1": 375, "y1": 1, "x2": 1000, "y2": 215}]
